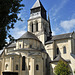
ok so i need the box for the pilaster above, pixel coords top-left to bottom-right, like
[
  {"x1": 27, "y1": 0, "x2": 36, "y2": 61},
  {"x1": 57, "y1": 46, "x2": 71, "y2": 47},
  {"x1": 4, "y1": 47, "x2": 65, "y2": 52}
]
[
  {"x1": 31, "y1": 58, "x2": 35, "y2": 75},
  {"x1": 10, "y1": 57, "x2": 12, "y2": 71},
  {"x1": 33, "y1": 22, "x2": 36, "y2": 32}
]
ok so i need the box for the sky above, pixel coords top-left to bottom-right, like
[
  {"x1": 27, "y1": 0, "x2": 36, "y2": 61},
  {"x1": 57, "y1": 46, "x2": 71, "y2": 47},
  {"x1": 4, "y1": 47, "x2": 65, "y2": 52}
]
[{"x1": 10, "y1": 0, "x2": 75, "y2": 39}]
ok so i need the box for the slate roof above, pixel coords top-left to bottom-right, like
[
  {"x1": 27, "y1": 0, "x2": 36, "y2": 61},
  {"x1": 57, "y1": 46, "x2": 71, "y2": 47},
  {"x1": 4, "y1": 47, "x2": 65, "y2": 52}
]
[
  {"x1": 53, "y1": 55, "x2": 64, "y2": 62},
  {"x1": 0, "y1": 49, "x2": 4, "y2": 55},
  {"x1": 0, "y1": 48, "x2": 5, "y2": 56},
  {"x1": 7, "y1": 53, "x2": 19, "y2": 56},
  {"x1": 18, "y1": 31, "x2": 40, "y2": 41},
  {"x1": 31, "y1": 0, "x2": 45, "y2": 10},
  {"x1": 52, "y1": 33, "x2": 72, "y2": 40},
  {"x1": 50, "y1": 55, "x2": 70, "y2": 63},
  {"x1": 45, "y1": 40, "x2": 54, "y2": 45},
  {"x1": 45, "y1": 32, "x2": 73, "y2": 44},
  {"x1": 7, "y1": 43, "x2": 16, "y2": 48}
]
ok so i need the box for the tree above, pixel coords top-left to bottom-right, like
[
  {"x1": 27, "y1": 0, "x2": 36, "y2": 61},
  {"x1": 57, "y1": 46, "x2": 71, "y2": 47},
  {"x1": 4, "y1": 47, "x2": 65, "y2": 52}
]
[
  {"x1": 74, "y1": 70, "x2": 75, "y2": 74},
  {"x1": 0, "y1": 0, "x2": 24, "y2": 50},
  {"x1": 54, "y1": 60, "x2": 71, "y2": 75}
]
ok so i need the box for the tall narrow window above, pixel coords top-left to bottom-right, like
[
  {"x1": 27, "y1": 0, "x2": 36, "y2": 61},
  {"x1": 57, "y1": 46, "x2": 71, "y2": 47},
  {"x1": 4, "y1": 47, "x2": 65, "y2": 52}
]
[
  {"x1": 29, "y1": 65, "x2": 30, "y2": 70},
  {"x1": 30, "y1": 45, "x2": 32, "y2": 48},
  {"x1": 16, "y1": 65, "x2": 18, "y2": 70},
  {"x1": 63, "y1": 46, "x2": 66, "y2": 54},
  {"x1": 20, "y1": 44, "x2": 21, "y2": 48},
  {"x1": 22, "y1": 56, "x2": 25, "y2": 70},
  {"x1": 5, "y1": 64, "x2": 8, "y2": 70},
  {"x1": 36, "y1": 64, "x2": 39, "y2": 70},
  {"x1": 32, "y1": 24, "x2": 33, "y2": 32},
  {"x1": 36, "y1": 23, "x2": 38, "y2": 31},
  {"x1": 57, "y1": 47, "x2": 59, "y2": 54},
  {"x1": 46, "y1": 59, "x2": 47, "y2": 68}
]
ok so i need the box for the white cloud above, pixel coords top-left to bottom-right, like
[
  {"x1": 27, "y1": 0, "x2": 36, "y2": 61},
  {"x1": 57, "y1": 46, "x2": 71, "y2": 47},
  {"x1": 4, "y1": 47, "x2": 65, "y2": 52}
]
[
  {"x1": 56, "y1": 28, "x2": 60, "y2": 31},
  {"x1": 60, "y1": 19, "x2": 75, "y2": 31},
  {"x1": 10, "y1": 20, "x2": 27, "y2": 39},
  {"x1": 10, "y1": 27, "x2": 26, "y2": 39},
  {"x1": 49, "y1": 0, "x2": 69, "y2": 21},
  {"x1": 53, "y1": 0, "x2": 69, "y2": 16},
  {"x1": 52, "y1": 30, "x2": 56, "y2": 35}
]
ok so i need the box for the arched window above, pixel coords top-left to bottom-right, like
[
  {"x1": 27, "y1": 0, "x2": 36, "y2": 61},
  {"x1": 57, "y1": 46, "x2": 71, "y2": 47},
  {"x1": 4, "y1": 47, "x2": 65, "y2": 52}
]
[
  {"x1": 36, "y1": 64, "x2": 39, "y2": 70},
  {"x1": 32, "y1": 23, "x2": 33, "y2": 32},
  {"x1": 57, "y1": 47, "x2": 59, "y2": 54},
  {"x1": 22, "y1": 56, "x2": 25, "y2": 70},
  {"x1": 63, "y1": 46, "x2": 66, "y2": 54},
  {"x1": 46, "y1": 59, "x2": 47, "y2": 68},
  {"x1": 29, "y1": 65, "x2": 30, "y2": 70},
  {"x1": 36, "y1": 23, "x2": 38, "y2": 31},
  {"x1": 19, "y1": 44, "x2": 21, "y2": 48},
  {"x1": 16, "y1": 65, "x2": 18, "y2": 70},
  {"x1": 30, "y1": 45, "x2": 32, "y2": 48},
  {"x1": 5, "y1": 64, "x2": 8, "y2": 70}
]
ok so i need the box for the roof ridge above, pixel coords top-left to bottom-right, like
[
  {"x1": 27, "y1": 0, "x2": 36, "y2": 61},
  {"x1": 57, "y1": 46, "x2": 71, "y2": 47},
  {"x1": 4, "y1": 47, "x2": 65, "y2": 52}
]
[
  {"x1": 26, "y1": 31, "x2": 38, "y2": 38},
  {"x1": 18, "y1": 31, "x2": 40, "y2": 42},
  {"x1": 52, "y1": 32, "x2": 72, "y2": 37}
]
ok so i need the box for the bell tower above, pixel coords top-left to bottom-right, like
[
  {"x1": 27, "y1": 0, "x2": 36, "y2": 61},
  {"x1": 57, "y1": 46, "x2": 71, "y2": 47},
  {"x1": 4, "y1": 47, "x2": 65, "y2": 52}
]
[{"x1": 28, "y1": 0, "x2": 52, "y2": 44}]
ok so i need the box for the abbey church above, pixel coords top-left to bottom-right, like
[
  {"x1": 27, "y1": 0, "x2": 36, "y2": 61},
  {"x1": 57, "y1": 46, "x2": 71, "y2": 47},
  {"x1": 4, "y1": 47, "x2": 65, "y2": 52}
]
[{"x1": 0, "y1": 0, "x2": 75, "y2": 75}]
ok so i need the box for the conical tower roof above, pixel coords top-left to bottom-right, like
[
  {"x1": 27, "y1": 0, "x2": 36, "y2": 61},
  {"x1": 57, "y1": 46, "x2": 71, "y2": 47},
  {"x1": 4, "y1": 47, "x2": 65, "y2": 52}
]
[
  {"x1": 31, "y1": 0, "x2": 45, "y2": 9},
  {"x1": 18, "y1": 31, "x2": 40, "y2": 41}
]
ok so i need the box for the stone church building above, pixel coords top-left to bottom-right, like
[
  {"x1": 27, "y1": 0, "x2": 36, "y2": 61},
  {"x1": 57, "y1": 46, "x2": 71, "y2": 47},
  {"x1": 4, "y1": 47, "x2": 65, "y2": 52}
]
[{"x1": 0, "y1": 0, "x2": 75, "y2": 75}]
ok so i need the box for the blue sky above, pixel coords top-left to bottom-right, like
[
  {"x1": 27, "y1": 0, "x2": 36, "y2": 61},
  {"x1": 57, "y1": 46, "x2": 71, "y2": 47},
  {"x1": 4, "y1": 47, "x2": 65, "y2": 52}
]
[{"x1": 10, "y1": 0, "x2": 75, "y2": 39}]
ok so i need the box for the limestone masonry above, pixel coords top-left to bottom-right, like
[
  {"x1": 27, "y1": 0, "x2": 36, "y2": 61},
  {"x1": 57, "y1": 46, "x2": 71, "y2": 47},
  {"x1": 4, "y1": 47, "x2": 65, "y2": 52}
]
[{"x1": 0, "y1": 0, "x2": 75, "y2": 75}]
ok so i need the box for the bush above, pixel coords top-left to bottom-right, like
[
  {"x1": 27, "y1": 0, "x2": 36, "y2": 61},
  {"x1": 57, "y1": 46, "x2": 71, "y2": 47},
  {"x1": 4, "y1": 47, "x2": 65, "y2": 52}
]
[{"x1": 54, "y1": 60, "x2": 71, "y2": 75}]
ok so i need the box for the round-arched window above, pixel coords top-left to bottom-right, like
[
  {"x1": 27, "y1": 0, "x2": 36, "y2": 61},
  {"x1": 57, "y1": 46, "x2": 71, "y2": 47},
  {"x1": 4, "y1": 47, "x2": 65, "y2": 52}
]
[
  {"x1": 36, "y1": 64, "x2": 39, "y2": 70},
  {"x1": 32, "y1": 23, "x2": 33, "y2": 32},
  {"x1": 5, "y1": 64, "x2": 8, "y2": 70},
  {"x1": 63, "y1": 46, "x2": 66, "y2": 54},
  {"x1": 36, "y1": 23, "x2": 38, "y2": 31},
  {"x1": 57, "y1": 47, "x2": 59, "y2": 54},
  {"x1": 16, "y1": 65, "x2": 18, "y2": 70}
]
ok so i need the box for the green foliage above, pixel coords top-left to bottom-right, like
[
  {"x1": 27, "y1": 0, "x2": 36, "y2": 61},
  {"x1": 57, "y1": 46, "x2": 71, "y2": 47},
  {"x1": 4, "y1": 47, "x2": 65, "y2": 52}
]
[
  {"x1": 0, "y1": 0, "x2": 24, "y2": 49},
  {"x1": 54, "y1": 60, "x2": 71, "y2": 75},
  {"x1": 74, "y1": 70, "x2": 75, "y2": 74}
]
